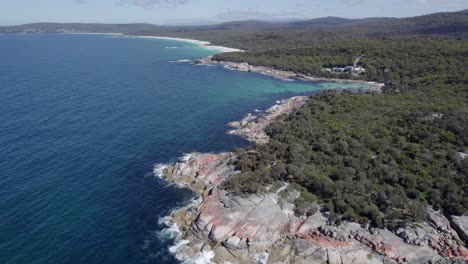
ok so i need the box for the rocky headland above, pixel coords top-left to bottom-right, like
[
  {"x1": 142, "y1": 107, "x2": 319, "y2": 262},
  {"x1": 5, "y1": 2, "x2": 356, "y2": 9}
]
[
  {"x1": 159, "y1": 96, "x2": 468, "y2": 264},
  {"x1": 193, "y1": 57, "x2": 385, "y2": 92}
]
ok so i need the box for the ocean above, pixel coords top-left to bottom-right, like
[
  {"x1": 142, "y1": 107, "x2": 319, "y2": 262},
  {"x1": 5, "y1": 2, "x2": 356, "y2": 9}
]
[{"x1": 0, "y1": 33, "x2": 368, "y2": 264}]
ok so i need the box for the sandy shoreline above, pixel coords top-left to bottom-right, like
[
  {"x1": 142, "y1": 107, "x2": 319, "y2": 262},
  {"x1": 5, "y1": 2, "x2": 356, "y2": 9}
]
[
  {"x1": 123, "y1": 34, "x2": 243, "y2": 53},
  {"x1": 60, "y1": 32, "x2": 243, "y2": 53}
]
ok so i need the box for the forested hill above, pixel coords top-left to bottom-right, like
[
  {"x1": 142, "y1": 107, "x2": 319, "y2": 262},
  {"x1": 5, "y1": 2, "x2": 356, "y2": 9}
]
[{"x1": 1, "y1": 9, "x2": 467, "y2": 46}]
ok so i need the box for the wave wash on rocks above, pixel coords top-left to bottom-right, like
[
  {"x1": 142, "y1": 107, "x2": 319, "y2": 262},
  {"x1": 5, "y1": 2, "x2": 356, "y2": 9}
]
[{"x1": 159, "y1": 96, "x2": 468, "y2": 264}]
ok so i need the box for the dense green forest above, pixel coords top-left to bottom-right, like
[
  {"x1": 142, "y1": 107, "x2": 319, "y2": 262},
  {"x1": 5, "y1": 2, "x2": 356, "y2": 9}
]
[
  {"x1": 223, "y1": 84, "x2": 467, "y2": 228},
  {"x1": 220, "y1": 36, "x2": 468, "y2": 228}
]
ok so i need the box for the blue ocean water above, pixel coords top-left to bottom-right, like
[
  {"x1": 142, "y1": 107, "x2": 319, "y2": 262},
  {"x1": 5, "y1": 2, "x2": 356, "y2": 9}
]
[{"x1": 0, "y1": 34, "x2": 369, "y2": 264}]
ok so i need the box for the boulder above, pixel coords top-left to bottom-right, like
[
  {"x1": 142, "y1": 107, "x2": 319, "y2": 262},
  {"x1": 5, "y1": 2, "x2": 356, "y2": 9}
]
[
  {"x1": 429, "y1": 208, "x2": 452, "y2": 232},
  {"x1": 451, "y1": 215, "x2": 468, "y2": 243},
  {"x1": 396, "y1": 226, "x2": 428, "y2": 245}
]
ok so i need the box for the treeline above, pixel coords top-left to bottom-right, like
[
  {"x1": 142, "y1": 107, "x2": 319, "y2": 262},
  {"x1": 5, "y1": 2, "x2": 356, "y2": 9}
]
[{"x1": 221, "y1": 37, "x2": 468, "y2": 229}]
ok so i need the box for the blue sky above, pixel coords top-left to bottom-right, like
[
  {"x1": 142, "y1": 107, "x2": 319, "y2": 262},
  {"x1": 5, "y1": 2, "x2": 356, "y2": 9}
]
[{"x1": 0, "y1": 0, "x2": 467, "y2": 25}]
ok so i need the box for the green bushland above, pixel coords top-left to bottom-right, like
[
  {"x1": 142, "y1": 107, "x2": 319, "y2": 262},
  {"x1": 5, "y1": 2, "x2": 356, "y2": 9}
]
[{"x1": 221, "y1": 38, "x2": 468, "y2": 229}]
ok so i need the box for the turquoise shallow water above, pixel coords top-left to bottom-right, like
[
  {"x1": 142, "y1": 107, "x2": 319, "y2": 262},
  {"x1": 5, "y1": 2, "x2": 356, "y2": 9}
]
[{"x1": 0, "y1": 34, "x2": 370, "y2": 264}]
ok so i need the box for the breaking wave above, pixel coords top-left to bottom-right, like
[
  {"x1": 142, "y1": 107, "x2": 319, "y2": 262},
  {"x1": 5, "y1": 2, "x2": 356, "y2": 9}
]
[
  {"x1": 153, "y1": 163, "x2": 171, "y2": 178},
  {"x1": 179, "y1": 153, "x2": 194, "y2": 162},
  {"x1": 157, "y1": 195, "x2": 209, "y2": 263},
  {"x1": 168, "y1": 59, "x2": 192, "y2": 63},
  {"x1": 169, "y1": 241, "x2": 215, "y2": 264},
  {"x1": 157, "y1": 216, "x2": 182, "y2": 241}
]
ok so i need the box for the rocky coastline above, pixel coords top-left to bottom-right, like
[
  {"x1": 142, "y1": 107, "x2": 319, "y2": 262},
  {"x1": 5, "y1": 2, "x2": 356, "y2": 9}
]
[
  {"x1": 193, "y1": 57, "x2": 385, "y2": 92},
  {"x1": 158, "y1": 95, "x2": 468, "y2": 264}
]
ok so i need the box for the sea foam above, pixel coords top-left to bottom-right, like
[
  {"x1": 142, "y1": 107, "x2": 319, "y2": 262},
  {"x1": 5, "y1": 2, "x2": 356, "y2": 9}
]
[
  {"x1": 157, "y1": 216, "x2": 182, "y2": 241},
  {"x1": 153, "y1": 163, "x2": 171, "y2": 178},
  {"x1": 169, "y1": 240, "x2": 215, "y2": 264},
  {"x1": 179, "y1": 153, "x2": 194, "y2": 162},
  {"x1": 158, "y1": 195, "x2": 210, "y2": 263},
  {"x1": 129, "y1": 35, "x2": 243, "y2": 53}
]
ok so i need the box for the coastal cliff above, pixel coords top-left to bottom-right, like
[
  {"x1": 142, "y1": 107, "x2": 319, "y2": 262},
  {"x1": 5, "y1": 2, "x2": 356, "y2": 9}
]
[{"x1": 159, "y1": 97, "x2": 468, "y2": 264}]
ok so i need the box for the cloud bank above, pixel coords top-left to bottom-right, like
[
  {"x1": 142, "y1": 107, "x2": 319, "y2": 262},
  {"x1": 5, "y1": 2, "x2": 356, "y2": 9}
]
[{"x1": 216, "y1": 9, "x2": 301, "y2": 21}]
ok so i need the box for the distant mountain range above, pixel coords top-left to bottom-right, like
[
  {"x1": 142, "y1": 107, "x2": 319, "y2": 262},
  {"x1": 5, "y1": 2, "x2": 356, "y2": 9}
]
[{"x1": 1, "y1": 9, "x2": 467, "y2": 51}]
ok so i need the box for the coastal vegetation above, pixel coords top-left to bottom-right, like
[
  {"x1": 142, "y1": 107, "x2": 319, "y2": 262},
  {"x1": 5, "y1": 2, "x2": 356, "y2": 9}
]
[
  {"x1": 221, "y1": 35, "x2": 468, "y2": 229},
  {"x1": 213, "y1": 38, "x2": 468, "y2": 93}
]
